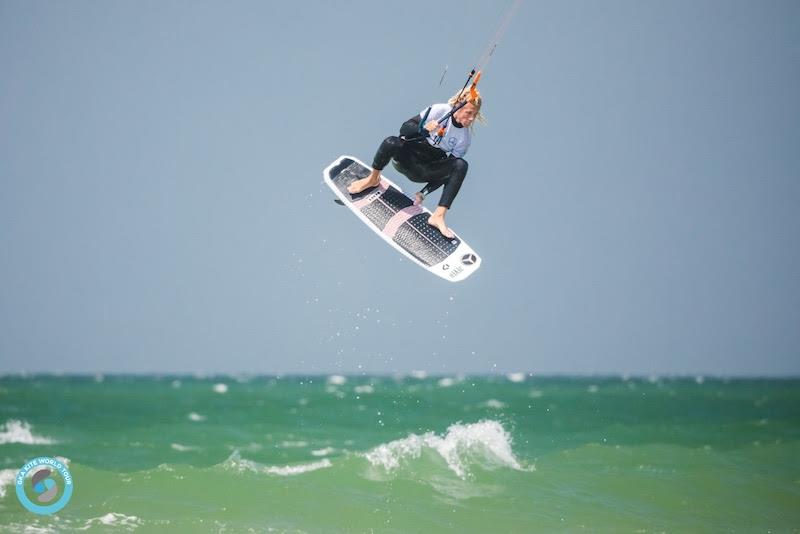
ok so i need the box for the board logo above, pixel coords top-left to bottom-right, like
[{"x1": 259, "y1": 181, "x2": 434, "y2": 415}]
[
  {"x1": 461, "y1": 253, "x2": 478, "y2": 266},
  {"x1": 16, "y1": 457, "x2": 74, "y2": 515},
  {"x1": 448, "y1": 265, "x2": 465, "y2": 278},
  {"x1": 366, "y1": 189, "x2": 383, "y2": 202}
]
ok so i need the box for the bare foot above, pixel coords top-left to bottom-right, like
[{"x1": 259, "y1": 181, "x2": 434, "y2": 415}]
[
  {"x1": 427, "y1": 214, "x2": 455, "y2": 239},
  {"x1": 414, "y1": 192, "x2": 424, "y2": 206},
  {"x1": 347, "y1": 175, "x2": 380, "y2": 195}
]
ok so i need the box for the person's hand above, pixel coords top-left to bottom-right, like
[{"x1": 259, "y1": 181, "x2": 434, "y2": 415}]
[{"x1": 424, "y1": 120, "x2": 439, "y2": 132}]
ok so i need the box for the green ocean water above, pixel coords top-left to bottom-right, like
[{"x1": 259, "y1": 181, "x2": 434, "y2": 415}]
[{"x1": 0, "y1": 375, "x2": 798, "y2": 532}]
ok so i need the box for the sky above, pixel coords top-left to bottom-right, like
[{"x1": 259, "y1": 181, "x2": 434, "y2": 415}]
[{"x1": 1, "y1": 0, "x2": 798, "y2": 376}]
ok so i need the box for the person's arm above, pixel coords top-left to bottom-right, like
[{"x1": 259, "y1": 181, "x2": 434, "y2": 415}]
[{"x1": 401, "y1": 104, "x2": 450, "y2": 139}]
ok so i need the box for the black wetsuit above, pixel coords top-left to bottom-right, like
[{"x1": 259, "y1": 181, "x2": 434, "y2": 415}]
[{"x1": 370, "y1": 113, "x2": 469, "y2": 209}]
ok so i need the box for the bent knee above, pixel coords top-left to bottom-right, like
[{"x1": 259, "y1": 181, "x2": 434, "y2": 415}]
[
  {"x1": 383, "y1": 136, "x2": 403, "y2": 149},
  {"x1": 452, "y1": 158, "x2": 468, "y2": 176}
]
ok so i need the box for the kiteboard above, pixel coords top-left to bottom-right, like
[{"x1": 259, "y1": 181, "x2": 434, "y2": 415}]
[{"x1": 323, "y1": 155, "x2": 481, "y2": 282}]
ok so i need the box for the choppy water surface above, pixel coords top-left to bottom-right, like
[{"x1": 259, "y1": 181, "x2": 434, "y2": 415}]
[{"x1": 1, "y1": 375, "x2": 798, "y2": 532}]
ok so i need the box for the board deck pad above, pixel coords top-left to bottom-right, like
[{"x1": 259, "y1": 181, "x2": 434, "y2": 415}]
[{"x1": 323, "y1": 155, "x2": 481, "y2": 282}]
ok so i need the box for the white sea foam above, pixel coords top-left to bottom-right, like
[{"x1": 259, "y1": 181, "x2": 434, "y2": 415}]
[
  {"x1": 224, "y1": 451, "x2": 332, "y2": 477},
  {"x1": 5, "y1": 524, "x2": 57, "y2": 533},
  {"x1": 364, "y1": 420, "x2": 524, "y2": 479},
  {"x1": 437, "y1": 377, "x2": 456, "y2": 388},
  {"x1": 80, "y1": 513, "x2": 142, "y2": 530},
  {"x1": 327, "y1": 375, "x2": 347, "y2": 385},
  {"x1": 278, "y1": 440, "x2": 308, "y2": 449},
  {"x1": 0, "y1": 420, "x2": 57, "y2": 445},
  {"x1": 187, "y1": 412, "x2": 206, "y2": 422},
  {"x1": 410, "y1": 370, "x2": 428, "y2": 380},
  {"x1": 0, "y1": 469, "x2": 17, "y2": 498},
  {"x1": 170, "y1": 443, "x2": 199, "y2": 452},
  {"x1": 262, "y1": 460, "x2": 332, "y2": 476},
  {"x1": 506, "y1": 372, "x2": 526, "y2": 383},
  {"x1": 311, "y1": 447, "x2": 336, "y2": 457},
  {"x1": 482, "y1": 399, "x2": 507, "y2": 409},
  {"x1": 354, "y1": 385, "x2": 374, "y2": 394},
  {"x1": 212, "y1": 383, "x2": 228, "y2": 394}
]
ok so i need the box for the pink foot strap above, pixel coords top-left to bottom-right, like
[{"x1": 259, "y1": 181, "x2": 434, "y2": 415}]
[{"x1": 383, "y1": 205, "x2": 424, "y2": 239}]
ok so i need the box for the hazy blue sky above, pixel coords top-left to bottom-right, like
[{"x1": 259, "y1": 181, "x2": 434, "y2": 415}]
[{"x1": 1, "y1": 1, "x2": 798, "y2": 376}]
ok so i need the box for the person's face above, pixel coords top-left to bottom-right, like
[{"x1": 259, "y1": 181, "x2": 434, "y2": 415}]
[{"x1": 454, "y1": 102, "x2": 479, "y2": 127}]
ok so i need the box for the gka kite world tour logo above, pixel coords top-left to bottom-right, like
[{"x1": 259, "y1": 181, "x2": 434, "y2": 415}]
[{"x1": 16, "y1": 457, "x2": 73, "y2": 515}]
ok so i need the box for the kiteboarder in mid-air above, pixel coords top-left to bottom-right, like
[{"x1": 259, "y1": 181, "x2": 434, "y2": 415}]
[
  {"x1": 347, "y1": 80, "x2": 484, "y2": 239},
  {"x1": 347, "y1": 1, "x2": 520, "y2": 240}
]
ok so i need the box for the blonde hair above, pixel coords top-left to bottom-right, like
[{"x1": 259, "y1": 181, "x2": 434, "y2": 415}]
[{"x1": 448, "y1": 88, "x2": 486, "y2": 128}]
